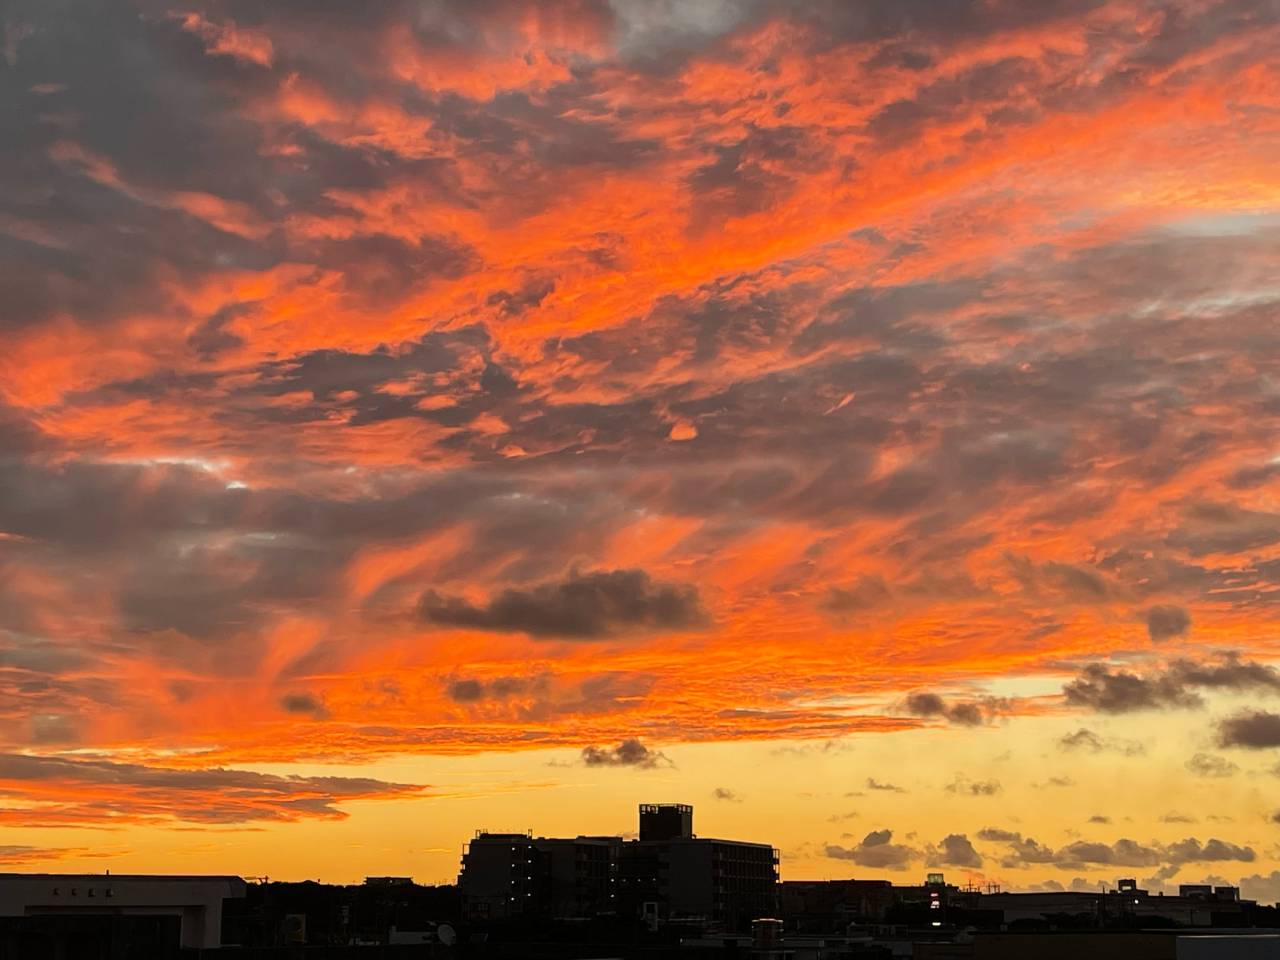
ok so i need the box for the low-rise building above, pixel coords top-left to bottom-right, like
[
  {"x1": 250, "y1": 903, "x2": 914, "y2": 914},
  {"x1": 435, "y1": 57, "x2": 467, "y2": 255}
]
[{"x1": 0, "y1": 873, "x2": 246, "y2": 950}]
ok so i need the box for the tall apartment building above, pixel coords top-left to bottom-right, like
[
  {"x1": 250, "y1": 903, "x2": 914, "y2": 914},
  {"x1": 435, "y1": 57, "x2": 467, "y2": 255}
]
[
  {"x1": 618, "y1": 804, "x2": 779, "y2": 928},
  {"x1": 457, "y1": 832, "x2": 620, "y2": 921},
  {"x1": 458, "y1": 804, "x2": 778, "y2": 930}
]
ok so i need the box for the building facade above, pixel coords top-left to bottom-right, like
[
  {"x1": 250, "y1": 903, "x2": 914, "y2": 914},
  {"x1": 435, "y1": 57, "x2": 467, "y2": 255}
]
[
  {"x1": 458, "y1": 804, "x2": 778, "y2": 929},
  {"x1": 0, "y1": 873, "x2": 246, "y2": 950},
  {"x1": 618, "y1": 833, "x2": 779, "y2": 927},
  {"x1": 458, "y1": 832, "x2": 621, "y2": 921}
]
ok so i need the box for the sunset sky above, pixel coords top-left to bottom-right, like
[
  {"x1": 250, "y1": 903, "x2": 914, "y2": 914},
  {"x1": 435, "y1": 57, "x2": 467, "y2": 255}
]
[{"x1": 2, "y1": 0, "x2": 1280, "y2": 900}]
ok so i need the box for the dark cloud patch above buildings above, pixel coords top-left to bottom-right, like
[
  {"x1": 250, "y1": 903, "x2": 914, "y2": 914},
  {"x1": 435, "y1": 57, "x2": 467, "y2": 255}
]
[
  {"x1": 824, "y1": 829, "x2": 918, "y2": 869},
  {"x1": 1057, "y1": 727, "x2": 1146, "y2": 755},
  {"x1": 831, "y1": 824, "x2": 1254, "y2": 877},
  {"x1": 928, "y1": 833, "x2": 983, "y2": 868},
  {"x1": 419, "y1": 568, "x2": 705, "y2": 639},
  {"x1": 983, "y1": 829, "x2": 1255, "y2": 871},
  {"x1": 580, "y1": 738, "x2": 671, "y2": 769},
  {"x1": 1185, "y1": 753, "x2": 1238, "y2": 778},
  {"x1": 866, "y1": 778, "x2": 906, "y2": 793},
  {"x1": 902, "y1": 691, "x2": 992, "y2": 726},
  {"x1": 1063, "y1": 663, "x2": 1202, "y2": 713},
  {"x1": 1063, "y1": 655, "x2": 1280, "y2": 714},
  {"x1": 1216, "y1": 710, "x2": 1280, "y2": 749},
  {"x1": 945, "y1": 776, "x2": 1001, "y2": 797}
]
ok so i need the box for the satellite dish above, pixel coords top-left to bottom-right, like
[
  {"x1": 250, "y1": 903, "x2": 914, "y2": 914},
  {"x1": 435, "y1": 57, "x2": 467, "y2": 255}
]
[{"x1": 437, "y1": 923, "x2": 457, "y2": 946}]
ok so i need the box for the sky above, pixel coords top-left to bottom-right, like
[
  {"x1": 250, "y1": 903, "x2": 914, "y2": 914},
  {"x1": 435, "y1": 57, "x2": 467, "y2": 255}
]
[{"x1": 2, "y1": 0, "x2": 1280, "y2": 900}]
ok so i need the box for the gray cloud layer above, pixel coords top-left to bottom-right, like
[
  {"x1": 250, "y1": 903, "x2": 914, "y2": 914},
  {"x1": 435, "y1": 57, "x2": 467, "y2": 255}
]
[
  {"x1": 1063, "y1": 655, "x2": 1280, "y2": 714},
  {"x1": 419, "y1": 569, "x2": 706, "y2": 638}
]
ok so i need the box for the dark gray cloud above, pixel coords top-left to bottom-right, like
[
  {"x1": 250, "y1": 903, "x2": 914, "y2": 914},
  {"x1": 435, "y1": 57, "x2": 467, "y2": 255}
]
[
  {"x1": 1185, "y1": 752, "x2": 1238, "y2": 778},
  {"x1": 945, "y1": 775, "x2": 1001, "y2": 796},
  {"x1": 866, "y1": 777, "x2": 906, "y2": 793},
  {"x1": 580, "y1": 738, "x2": 670, "y2": 768},
  {"x1": 902, "y1": 692, "x2": 989, "y2": 726},
  {"x1": 1057, "y1": 727, "x2": 1105, "y2": 752},
  {"x1": 1063, "y1": 663, "x2": 1202, "y2": 713},
  {"x1": 1163, "y1": 838, "x2": 1256, "y2": 865},
  {"x1": 249, "y1": 326, "x2": 494, "y2": 412},
  {"x1": 445, "y1": 675, "x2": 546, "y2": 703},
  {"x1": 1063, "y1": 655, "x2": 1280, "y2": 714},
  {"x1": 0, "y1": 403, "x2": 50, "y2": 456},
  {"x1": 1057, "y1": 727, "x2": 1146, "y2": 755},
  {"x1": 980, "y1": 829, "x2": 1058, "y2": 867},
  {"x1": 686, "y1": 124, "x2": 825, "y2": 227},
  {"x1": 928, "y1": 833, "x2": 983, "y2": 868},
  {"x1": 822, "y1": 576, "x2": 893, "y2": 613},
  {"x1": 1036, "y1": 776, "x2": 1077, "y2": 788},
  {"x1": 1057, "y1": 727, "x2": 1145, "y2": 756},
  {"x1": 1053, "y1": 839, "x2": 1163, "y2": 868},
  {"x1": 1166, "y1": 502, "x2": 1280, "y2": 557},
  {"x1": 0, "y1": 452, "x2": 638, "y2": 669},
  {"x1": 712, "y1": 787, "x2": 741, "y2": 802},
  {"x1": 904, "y1": 692, "x2": 947, "y2": 716},
  {"x1": 1171, "y1": 654, "x2": 1280, "y2": 691},
  {"x1": 443, "y1": 671, "x2": 654, "y2": 722},
  {"x1": 1239, "y1": 870, "x2": 1280, "y2": 908},
  {"x1": 1216, "y1": 710, "x2": 1280, "y2": 749},
  {"x1": 1227, "y1": 463, "x2": 1280, "y2": 490},
  {"x1": 306, "y1": 233, "x2": 477, "y2": 306},
  {"x1": 280, "y1": 692, "x2": 328, "y2": 719},
  {"x1": 824, "y1": 828, "x2": 918, "y2": 869},
  {"x1": 1146, "y1": 604, "x2": 1192, "y2": 641},
  {"x1": 0, "y1": 636, "x2": 89, "y2": 675},
  {"x1": 419, "y1": 568, "x2": 705, "y2": 638},
  {"x1": 985, "y1": 830, "x2": 1255, "y2": 871},
  {"x1": 0, "y1": 1, "x2": 290, "y2": 332},
  {"x1": 1018, "y1": 559, "x2": 1113, "y2": 603}
]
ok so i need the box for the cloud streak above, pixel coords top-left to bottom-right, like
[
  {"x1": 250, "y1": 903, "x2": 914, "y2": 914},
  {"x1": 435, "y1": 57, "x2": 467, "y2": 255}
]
[{"x1": 0, "y1": 753, "x2": 427, "y2": 826}]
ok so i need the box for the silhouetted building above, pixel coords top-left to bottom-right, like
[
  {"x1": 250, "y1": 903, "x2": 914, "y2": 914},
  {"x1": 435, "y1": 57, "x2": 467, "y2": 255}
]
[
  {"x1": 537, "y1": 836, "x2": 622, "y2": 918},
  {"x1": 363, "y1": 876, "x2": 413, "y2": 887},
  {"x1": 783, "y1": 874, "x2": 1275, "y2": 935},
  {"x1": 221, "y1": 878, "x2": 459, "y2": 947},
  {"x1": 1179, "y1": 883, "x2": 1240, "y2": 903},
  {"x1": 639, "y1": 802, "x2": 693, "y2": 841},
  {"x1": 458, "y1": 832, "x2": 621, "y2": 921},
  {"x1": 458, "y1": 804, "x2": 778, "y2": 930},
  {"x1": 0, "y1": 873, "x2": 245, "y2": 952},
  {"x1": 970, "y1": 929, "x2": 1280, "y2": 959},
  {"x1": 781, "y1": 878, "x2": 899, "y2": 929},
  {"x1": 618, "y1": 804, "x2": 779, "y2": 928}
]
